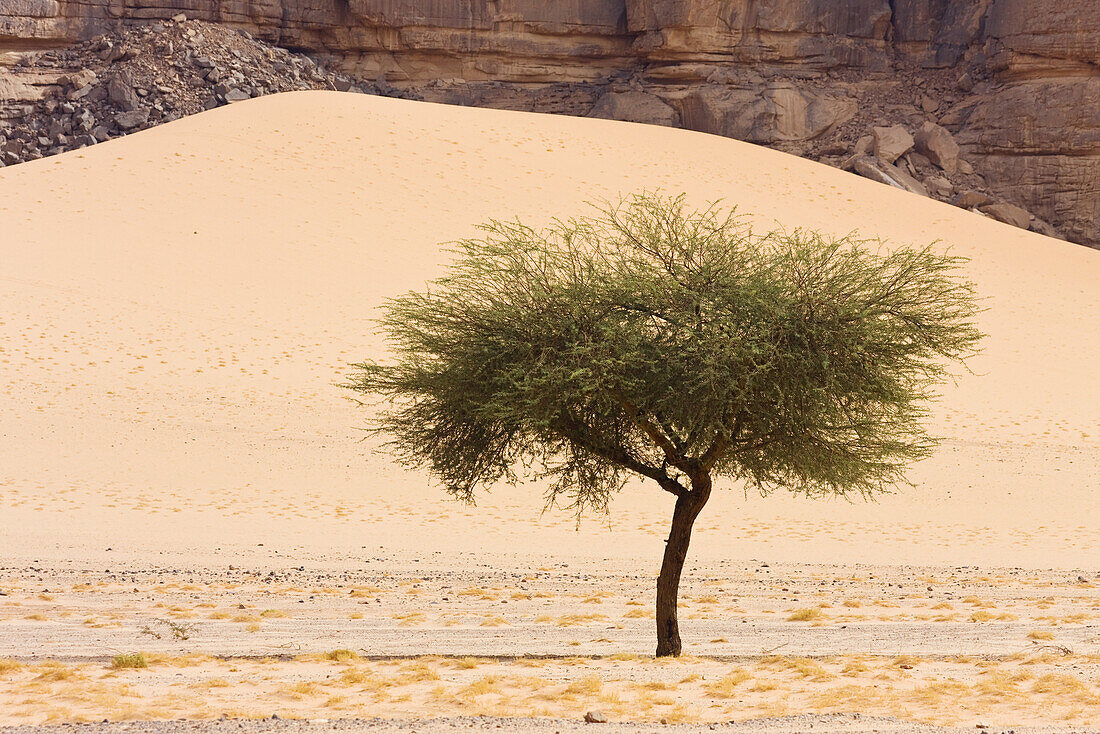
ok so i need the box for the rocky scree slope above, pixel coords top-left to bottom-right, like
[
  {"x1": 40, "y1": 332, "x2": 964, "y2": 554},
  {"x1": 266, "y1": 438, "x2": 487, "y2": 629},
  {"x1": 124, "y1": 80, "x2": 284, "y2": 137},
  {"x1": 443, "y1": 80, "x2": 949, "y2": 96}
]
[
  {"x1": 0, "y1": 19, "x2": 387, "y2": 165},
  {"x1": 1, "y1": 0, "x2": 1097, "y2": 247}
]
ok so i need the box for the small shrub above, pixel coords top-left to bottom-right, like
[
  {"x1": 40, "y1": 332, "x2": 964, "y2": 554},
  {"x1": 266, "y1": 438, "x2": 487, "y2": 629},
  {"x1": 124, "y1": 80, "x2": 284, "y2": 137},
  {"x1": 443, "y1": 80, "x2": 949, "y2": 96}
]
[
  {"x1": 325, "y1": 649, "x2": 361, "y2": 662},
  {"x1": 786, "y1": 607, "x2": 823, "y2": 622},
  {"x1": 110, "y1": 653, "x2": 148, "y2": 669}
]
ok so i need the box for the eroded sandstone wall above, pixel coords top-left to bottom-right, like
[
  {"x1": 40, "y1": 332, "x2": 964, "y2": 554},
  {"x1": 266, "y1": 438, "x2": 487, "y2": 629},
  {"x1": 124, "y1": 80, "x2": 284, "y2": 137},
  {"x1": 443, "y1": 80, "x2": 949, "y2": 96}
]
[{"x1": 1, "y1": 0, "x2": 1097, "y2": 246}]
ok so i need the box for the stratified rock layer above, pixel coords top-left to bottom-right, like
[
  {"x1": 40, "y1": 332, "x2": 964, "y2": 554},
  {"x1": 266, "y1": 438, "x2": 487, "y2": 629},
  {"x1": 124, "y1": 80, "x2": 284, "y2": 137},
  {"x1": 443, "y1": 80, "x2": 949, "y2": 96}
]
[{"x1": 1, "y1": 0, "x2": 1097, "y2": 246}]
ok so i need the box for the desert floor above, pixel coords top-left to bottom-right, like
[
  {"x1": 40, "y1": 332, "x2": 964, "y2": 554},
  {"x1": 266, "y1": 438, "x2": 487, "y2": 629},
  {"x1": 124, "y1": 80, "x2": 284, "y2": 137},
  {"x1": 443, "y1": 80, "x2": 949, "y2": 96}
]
[
  {"x1": 1, "y1": 557, "x2": 1099, "y2": 728},
  {"x1": 1, "y1": 92, "x2": 1098, "y2": 730}
]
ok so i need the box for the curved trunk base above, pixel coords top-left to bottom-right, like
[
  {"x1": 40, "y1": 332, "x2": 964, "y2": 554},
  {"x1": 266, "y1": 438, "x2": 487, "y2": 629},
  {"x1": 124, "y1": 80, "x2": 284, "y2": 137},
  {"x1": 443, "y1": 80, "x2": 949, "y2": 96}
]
[{"x1": 654, "y1": 474, "x2": 711, "y2": 657}]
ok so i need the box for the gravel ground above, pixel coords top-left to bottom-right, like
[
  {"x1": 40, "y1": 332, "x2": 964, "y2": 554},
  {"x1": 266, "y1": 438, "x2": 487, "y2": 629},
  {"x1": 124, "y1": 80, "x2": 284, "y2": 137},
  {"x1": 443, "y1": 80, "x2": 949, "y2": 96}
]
[
  {"x1": 3, "y1": 560, "x2": 1097, "y2": 662},
  {"x1": 3, "y1": 715, "x2": 1091, "y2": 734}
]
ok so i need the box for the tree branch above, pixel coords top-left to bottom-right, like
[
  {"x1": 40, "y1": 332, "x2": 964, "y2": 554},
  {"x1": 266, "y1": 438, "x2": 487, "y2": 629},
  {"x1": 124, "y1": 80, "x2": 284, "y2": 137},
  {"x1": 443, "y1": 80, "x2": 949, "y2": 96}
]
[
  {"x1": 557, "y1": 410, "x2": 687, "y2": 497},
  {"x1": 612, "y1": 391, "x2": 691, "y2": 472},
  {"x1": 700, "y1": 409, "x2": 745, "y2": 469}
]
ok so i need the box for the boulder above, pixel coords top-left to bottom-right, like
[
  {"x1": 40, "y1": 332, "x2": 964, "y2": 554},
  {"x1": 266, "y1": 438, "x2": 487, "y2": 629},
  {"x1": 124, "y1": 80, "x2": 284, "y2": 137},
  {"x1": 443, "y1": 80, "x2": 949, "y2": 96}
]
[
  {"x1": 68, "y1": 84, "x2": 94, "y2": 101},
  {"x1": 589, "y1": 91, "x2": 679, "y2": 127},
  {"x1": 873, "y1": 125, "x2": 914, "y2": 163},
  {"x1": 914, "y1": 121, "x2": 960, "y2": 174},
  {"x1": 113, "y1": 109, "x2": 148, "y2": 130},
  {"x1": 107, "y1": 73, "x2": 139, "y2": 111},
  {"x1": 907, "y1": 151, "x2": 932, "y2": 169},
  {"x1": 75, "y1": 110, "x2": 95, "y2": 131},
  {"x1": 61, "y1": 69, "x2": 98, "y2": 89},
  {"x1": 924, "y1": 176, "x2": 954, "y2": 197},
  {"x1": 850, "y1": 155, "x2": 929, "y2": 196},
  {"x1": 764, "y1": 85, "x2": 857, "y2": 140},
  {"x1": 981, "y1": 202, "x2": 1032, "y2": 229},
  {"x1": 953, "y1": 190, "x2": 995, "y2": 209},
  {"x1": 676, "y1": 85, "x2": 855, "y2": 144},
  {"x1": 1029, "y1": 218, "x2": 1061, "y2": 238},
  {"x1": 583, "y1": 711, "x2": 609, "y2": 724},
  {"x1": 224, "y1": 88, "x2": 251, "y2": 103}
]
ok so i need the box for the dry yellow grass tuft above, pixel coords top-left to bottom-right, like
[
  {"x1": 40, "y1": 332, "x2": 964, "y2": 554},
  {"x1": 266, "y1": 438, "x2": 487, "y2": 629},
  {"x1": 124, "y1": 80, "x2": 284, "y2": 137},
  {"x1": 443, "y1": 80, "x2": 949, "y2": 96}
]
[
  {"x1": 892, "y1": 655, "x2": 923, "y2": 668},
  {"x1": 339, "y1": 667, "x2": 379, "y2": 686},
  {"x1": 34, "y1": 662, "x2": 83, "y2": 681},
  {"x1": 324, "y1": 649, "x2": 361, "y2": 662},
  {"x1": 393, "y1": 612, "x2": 426, "y2": 626},
  {"x1": 1031, "y1": 672, "x2": 1097, "y2": 702},
  {"x1": 145, "y1": 653, "x2": 213, "y2": 667},
  {"x1": 705, "y1": 668, "x2": 752, "y2": 697},
  {"x1": 280, "y1": 681, "x2": 322, "y2": 699},
  {"x1": 461, "y1": 675, "x2": 502, "y2": 697},
  {"x1": 564, "y1": 674, "x2": 602, "y2": 695},
  {"x1": 761, "y1": 656, "x2": 834, "y2": 680},
  {"x1": 451, "y1": 657, "x2": 484, "y2": 670},
  {"x1": 555, "y1": 613, "x2": 607, "y2": 627},
  {"x1": 195, "y1": 678, "x2": 231, "y2": 688},
  {"x1": 608, "y1": 652, "x2": 641, "y2": 662},
  {"x1": 396, "y1": 661, "x2": 441, "y2": 683},
  {"x1": 914, "y1": 678, "x2": 971, "y2": 705},
  {"x1": 786, "y1": 607, "x2": 824, "y2": 622},
  {"x1": 840, "y1": 659, "x2": 870, "y2": 676}
]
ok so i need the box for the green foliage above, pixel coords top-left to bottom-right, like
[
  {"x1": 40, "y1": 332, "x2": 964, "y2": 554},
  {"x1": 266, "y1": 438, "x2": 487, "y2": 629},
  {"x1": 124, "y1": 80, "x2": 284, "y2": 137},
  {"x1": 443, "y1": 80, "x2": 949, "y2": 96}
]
[
  {"x1": 347, "y1": 192, "x2": 982, "y2": 514},
  {"x1": 110, "y1": 653, "x2": 148, "y2": 669}
]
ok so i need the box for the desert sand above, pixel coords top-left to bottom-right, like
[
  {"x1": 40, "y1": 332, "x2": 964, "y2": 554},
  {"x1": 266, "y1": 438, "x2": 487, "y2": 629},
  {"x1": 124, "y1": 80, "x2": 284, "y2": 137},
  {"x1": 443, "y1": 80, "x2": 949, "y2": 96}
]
[{"x1": 0, "y1": 92, "x2": 1098, "y2": 729}]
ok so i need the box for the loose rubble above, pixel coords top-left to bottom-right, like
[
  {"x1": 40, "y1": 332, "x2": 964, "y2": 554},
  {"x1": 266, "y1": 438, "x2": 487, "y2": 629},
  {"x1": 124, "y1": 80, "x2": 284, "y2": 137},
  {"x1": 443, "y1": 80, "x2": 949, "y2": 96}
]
[
  {"x1": 838, "y1": 118, "x2": 1054, "y2": 238},
  {"x1": 0, "y1": 19, "x2": 394, "y2": 167}
]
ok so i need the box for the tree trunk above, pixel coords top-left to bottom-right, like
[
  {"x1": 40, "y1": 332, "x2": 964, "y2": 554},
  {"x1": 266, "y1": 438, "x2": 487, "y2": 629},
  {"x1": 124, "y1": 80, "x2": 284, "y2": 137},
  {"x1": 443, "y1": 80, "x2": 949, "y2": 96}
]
[{"x1": 654, "y1": 473, "x2": 712, "y2": 657}]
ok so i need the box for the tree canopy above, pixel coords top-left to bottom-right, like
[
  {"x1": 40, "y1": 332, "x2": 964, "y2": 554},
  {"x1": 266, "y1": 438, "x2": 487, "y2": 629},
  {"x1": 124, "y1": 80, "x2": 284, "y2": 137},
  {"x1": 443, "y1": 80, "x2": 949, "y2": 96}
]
[{"x1": 347, "y1": 192, "x2": 982, "y2": 655}]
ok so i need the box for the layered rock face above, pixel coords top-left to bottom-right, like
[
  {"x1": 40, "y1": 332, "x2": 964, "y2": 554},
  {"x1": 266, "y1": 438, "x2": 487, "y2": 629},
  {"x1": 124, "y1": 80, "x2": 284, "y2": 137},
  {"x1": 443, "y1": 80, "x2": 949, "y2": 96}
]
[
  {"x1": 950, "y1": 1, "x2": 1100, "y2": 246},
  {"x1": 1, "y1": 0, "x2": 1097, "y2": 246}
]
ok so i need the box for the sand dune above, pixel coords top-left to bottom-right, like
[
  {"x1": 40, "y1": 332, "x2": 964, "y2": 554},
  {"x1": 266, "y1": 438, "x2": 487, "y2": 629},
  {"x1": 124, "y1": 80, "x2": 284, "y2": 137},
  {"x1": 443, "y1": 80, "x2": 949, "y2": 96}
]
[{"x1": 1, "y1": 91, "x2": 1097, "y2": 570}]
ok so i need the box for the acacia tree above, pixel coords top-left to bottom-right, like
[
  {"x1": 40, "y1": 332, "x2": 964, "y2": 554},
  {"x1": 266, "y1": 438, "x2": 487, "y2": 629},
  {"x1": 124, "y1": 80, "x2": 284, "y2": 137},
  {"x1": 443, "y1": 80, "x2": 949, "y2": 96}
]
[{"x1": 347, "y1": 192, "x2": 982, "y2": 657}]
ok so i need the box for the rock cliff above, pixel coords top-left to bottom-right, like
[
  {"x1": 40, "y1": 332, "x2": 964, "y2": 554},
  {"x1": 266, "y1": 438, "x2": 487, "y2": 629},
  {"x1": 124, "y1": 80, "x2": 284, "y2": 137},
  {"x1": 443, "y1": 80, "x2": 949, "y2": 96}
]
[{"x1": 1, "y1": 0, "x2": 1097, "y2": 246}]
